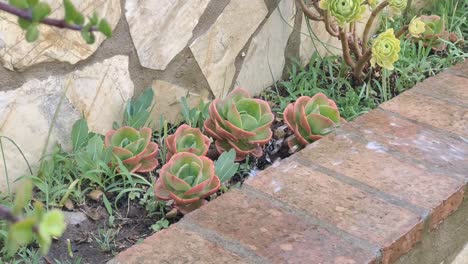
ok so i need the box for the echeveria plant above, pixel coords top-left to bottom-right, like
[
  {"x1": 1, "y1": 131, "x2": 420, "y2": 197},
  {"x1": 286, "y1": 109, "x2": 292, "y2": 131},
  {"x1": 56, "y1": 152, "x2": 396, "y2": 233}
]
[
  {"x1": 166, "y1": 124, "x2": 211, "y2": 160},
  {"x1": 204, "y1": 87, "x2": 274, "y2": 161},
  {"x1": 284, "y1": 93, "x2": 345, "y2": 148},
  {"x1": 154, "y1": 152, "x2": 220, "y2": 213},
  {"x1": 408, "y1": 16, "x2": 426, "y2": 38},
  {"x1": 371, "y1": 29, "x2": 401, "y2": 70},
  {"x1": 408, "y1": 15, "x2": 457, "y2": 51},
  {"x1": 388, "y1": 0, "x2": 407, "y2": 14},
  {"x1": 105, "y1": 126, "x2": 159, "y2": 173},
  {"x1": 319, "y1": 0, "x2": 366, "y2": 25}
]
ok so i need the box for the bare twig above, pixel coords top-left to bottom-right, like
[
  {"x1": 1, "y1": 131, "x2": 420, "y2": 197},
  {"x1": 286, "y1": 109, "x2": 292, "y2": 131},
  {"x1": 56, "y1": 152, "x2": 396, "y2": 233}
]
[
  {"x1": 0, "y1": 2, "x2": 98, "y2": 31},
  {"x1": 362, "y1": 1, "x2": 389, "y2": 52},
  {"x1": 296, "y1": 0, "x2": 324, "y2": 21},
  {"x1": 353, "y1": 49, "x2": 372, "y2": 79},
  {"x1": 350, "y1": 22, "x2": 362, "y2": 58}
]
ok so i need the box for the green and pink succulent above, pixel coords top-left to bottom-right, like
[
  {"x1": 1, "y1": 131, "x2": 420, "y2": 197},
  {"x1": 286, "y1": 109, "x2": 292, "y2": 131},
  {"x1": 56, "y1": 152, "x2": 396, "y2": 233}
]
[
  {"x1": 204, "y1": 87, "x2": 274, "y2": 161},
  {"x1": 408, "y1": 15, "x2": 458, "y2": 51},
  {"x1": 166, "y1": 124, "x2": 211, "y2": 160},
  {"x1": 104, "y1": 126, "x2": 159, "y2": 173},
  {"x1": 154, "y1": 152, "x2": 220, "y2": 213},
  {"x1": 284, "y1": 93, "x2": 345, "y2": 148}
]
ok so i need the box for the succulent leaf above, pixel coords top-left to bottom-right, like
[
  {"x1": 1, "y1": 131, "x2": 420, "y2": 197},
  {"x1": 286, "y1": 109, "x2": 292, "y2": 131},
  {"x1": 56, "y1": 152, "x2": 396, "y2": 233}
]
[
  {"x1": 105, "y1": 126, "x2": 159, "y2": 173},
  {"x1": 154, "y1": 153, "x2": 220, "y2": 213},
  {"x1": 203, "y1": 87, "x2": 273, "y2": 161},
  {"x1": 166, "y1": 124, "x2": 211, "y2": 160},
  {"x1": 284, "y1": 94, "x2": 345, "y2": 149}
]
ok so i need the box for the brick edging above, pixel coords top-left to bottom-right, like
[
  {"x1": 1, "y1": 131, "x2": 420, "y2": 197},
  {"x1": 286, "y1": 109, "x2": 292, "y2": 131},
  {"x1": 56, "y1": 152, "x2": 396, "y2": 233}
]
[{"x1": 111, "y1": 60, "x2": 467, "y2": 264}]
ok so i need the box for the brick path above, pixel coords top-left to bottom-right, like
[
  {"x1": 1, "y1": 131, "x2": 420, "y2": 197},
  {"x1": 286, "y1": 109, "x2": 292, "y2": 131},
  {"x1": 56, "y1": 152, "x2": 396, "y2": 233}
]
[{"x1": 110, "y1": 61, "x2": 468, "y2": 264}]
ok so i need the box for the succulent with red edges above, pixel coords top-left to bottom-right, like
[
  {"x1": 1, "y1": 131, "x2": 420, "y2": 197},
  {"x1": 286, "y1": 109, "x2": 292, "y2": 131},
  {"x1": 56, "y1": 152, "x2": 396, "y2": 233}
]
[
  {"x1": 204, "y1": 87, "x2": 274, "y2": 160},
  {"x1": 166, "y1": 124, "x2": 211, "y2": 160},
  {"x1": 154, "y1": 152, "x2": 220, "y2": 213},
  {"x1": 284, "y1": 93, "x2": 345, "y2": 148},
  {"x1": 104, "y1": 126, "x2": 159, "y2": 173}
]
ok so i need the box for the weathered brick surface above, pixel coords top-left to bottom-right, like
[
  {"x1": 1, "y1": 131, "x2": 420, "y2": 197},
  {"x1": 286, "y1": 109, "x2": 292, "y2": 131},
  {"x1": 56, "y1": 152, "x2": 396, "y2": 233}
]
[
  {"x1": 111, "y1": 61, "x2": 468, "y2": 264},
  {"x1": 447, "y1": 59, "x2": 468, "y2": 78},
  {"x1": 347, "y1": 109, "x2": 468, "y2": 179},
  {"x1": 380, "y1": 90, "x2": 467, "y2": 137},
  {"x1": 296, "y1": 133, "x2": 464, "y2": 212},
  {"x1": 109, "y1": 226, "x2": 246, "y2": 264},
  {"x1": 246, "y1": 159, "x2": 422, "y2": 246},
  {"x1": 411, "y1": 72, "x2": 468, "y2": 106},
  {"x1": 184, "y1": 190, "x2": 377, "y2": 264}
]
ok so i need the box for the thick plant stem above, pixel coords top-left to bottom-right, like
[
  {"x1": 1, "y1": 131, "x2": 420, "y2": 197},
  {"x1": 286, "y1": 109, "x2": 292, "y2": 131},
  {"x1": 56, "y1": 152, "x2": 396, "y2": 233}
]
[
  {"x1": 0, "y1": 2, "x2": 97, "y2": 32},
  {"x1": 324, "y1": 12, "x2": 339, "y2": 37},
  {"x1": 362, "y1": 1, "x2": 389, "y2": 52},
  {"x1": 339, "y1": 29, "x2": 356, "y2": 69},
  {"x1": 396, "y1": 25, "x2": 409, "y2": 38},
  {"x1": 353, "y1": 49, "x2": 372, "y2": 80},
  {"x1": 296, "y1": 0, "x2": 324, "y2": 21}
]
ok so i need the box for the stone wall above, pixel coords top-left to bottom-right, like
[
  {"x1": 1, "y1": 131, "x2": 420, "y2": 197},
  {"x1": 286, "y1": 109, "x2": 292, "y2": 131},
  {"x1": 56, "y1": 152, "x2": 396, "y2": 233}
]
[{"x1": 0, "y1": 0, "x2": 426, "y2": 190}]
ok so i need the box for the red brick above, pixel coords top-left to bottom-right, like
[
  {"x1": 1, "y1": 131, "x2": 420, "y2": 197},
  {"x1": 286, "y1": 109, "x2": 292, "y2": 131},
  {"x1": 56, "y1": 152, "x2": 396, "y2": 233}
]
[
  {"x1": 111, "y1": 226, "x2": 246, "y2": 264},
  {"x1": 185, "y1": 190, "x2": 377, "y2": 264},
  {"x1": 412, "y1": 72, "x2": 468, "y2": 106},
  {"x1": 296, "y1": 132, "x2": 465, "y2": 231},
  {"x1": 348, "y1": 109, "x2": 468, "y2": 178},
  {"x1": 447, "y1": 60, "x2": 468, "y2": 78},
  {"x1": 246, "y1": 159, "x2": 422, "y2": 246},
  {"x1": 379, "y1": 91, "x2": 468, "y2": 137}
]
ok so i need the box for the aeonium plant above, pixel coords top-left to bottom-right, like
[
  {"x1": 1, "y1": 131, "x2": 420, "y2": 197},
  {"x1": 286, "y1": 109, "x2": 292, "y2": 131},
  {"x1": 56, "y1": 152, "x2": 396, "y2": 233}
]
[
  {"x1": 284, "y1": 93, "x2": 345, "y2": 150},
  {"x1": 166, "y1": 124, "x2": 211, "y2": 160},
  {"x1": 154, "y1": 152, "x2": 221, "y2": 214},
  {"x1": 105, "y1": 126, "x2": 159, "y2": 173},
  {"x1": 297, "y1": 0, "x2": 453, "y2": 81},
  {"x1": 204, "y1": 87, "x2": 274, "y2": 161}
]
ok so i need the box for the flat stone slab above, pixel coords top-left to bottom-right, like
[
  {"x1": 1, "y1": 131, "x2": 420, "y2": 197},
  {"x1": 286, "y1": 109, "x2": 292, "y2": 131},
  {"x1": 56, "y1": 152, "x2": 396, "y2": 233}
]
[{"x1": 111, "y1": 61, "x2": 468, "y2": 263}]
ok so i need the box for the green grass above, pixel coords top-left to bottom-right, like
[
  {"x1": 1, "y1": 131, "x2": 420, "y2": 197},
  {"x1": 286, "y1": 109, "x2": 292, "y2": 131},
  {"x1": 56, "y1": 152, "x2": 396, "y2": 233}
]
[{"x1": 262, "y1": 0, "x2": 467, "y2": 121}]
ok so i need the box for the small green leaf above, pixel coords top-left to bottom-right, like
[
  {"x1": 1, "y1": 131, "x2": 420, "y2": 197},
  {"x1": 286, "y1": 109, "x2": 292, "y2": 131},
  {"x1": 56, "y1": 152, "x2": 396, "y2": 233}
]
[
  {"x1": 63, "y1": 0, "x2": 76, "y2": 22},
  {"x1": 71, "y1": 118, "x2": 89, "y2": 151},
  {"x1": 25, "y1": 25, "x2": 39, "y2": 42},
  {"x1": 9, "y1": 0, "x2": 29, "y2": 9},
  {"x1": 32, "y1": 3, "x2": 51, "y2": 22},
  {"x1": 73, "y1": 12, "x2": 85, "y2": 25},
  {"x1": 13, "y1": 180, "x2": 33, "y2": 215},
  {"x1": 215, "y1": 149, "x2": 239, "y2": 184},
  {"x1": 81, "y1": 27, "x2": 95, "y2": 44},
  {"x1": 39, "y1": 210, "x2": 66, "y2": 237},
  {"x1": 98, "y1": 19, "x2": 112, "y2": 38},
  {"x1": 27, "y1": 0, "x2": 38, "y2": 7},
  {"x1": 9, "y1": 218, "x2": 36, "y2": 245},
  {"x1": 18, "y1": 18, "x2": 32, "y2": 30}
]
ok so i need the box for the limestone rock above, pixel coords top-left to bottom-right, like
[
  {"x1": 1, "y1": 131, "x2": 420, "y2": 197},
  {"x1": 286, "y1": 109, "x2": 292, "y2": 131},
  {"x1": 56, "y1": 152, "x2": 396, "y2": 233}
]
[
  {"x1": 236, "y1": 0, "x2": 295, "y2": 95},
  {"x1": 125, "y1": 0, "x2": 211, "y2": 70},
  {"x1": 0, "y1": 55, "x2": 134, "y2": 192},
  {"x1": 190, "y1": 0, "x2": 268, "y2": 98},
  {"x1": 0, "y1": 0, "x2": 121, "y2": 71},
  {"x1": 150, "y1": 80, "x2": 206, "y2": 127}
]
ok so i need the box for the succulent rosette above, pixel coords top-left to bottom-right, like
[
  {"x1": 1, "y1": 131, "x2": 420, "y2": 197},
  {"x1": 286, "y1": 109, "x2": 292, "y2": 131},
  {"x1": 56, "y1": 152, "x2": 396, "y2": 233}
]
[
  {"x1": 284, "y1": 93, "x2": 345, "y2": 147},
  {"x1": 408, "y1": 16, "x2": 426, "y2": 38},
  {"x1": 105, "y1": 126, "x2": 159, "y2": 173},
  {"x1": 408, "y1": 15, "x2": 454, "y2": 51},
  {"x1": 388, "y1": 0, "x2": 407, "y2": 14},
  {"x1": 319, "y1": 0, "x2": 366, "y2": 25},
  {"x1": 166, "y1": 124, "x2": 211, "y2": 160},
  {"x1": 154, "y1": 152, "x2": 220, "y2": 213},
  {"x1": 204, "y1": 87, "x2": 274, "y2": 161},
  {"x1": 370, "y1": 28, "x2": 401, "y2": 70}
]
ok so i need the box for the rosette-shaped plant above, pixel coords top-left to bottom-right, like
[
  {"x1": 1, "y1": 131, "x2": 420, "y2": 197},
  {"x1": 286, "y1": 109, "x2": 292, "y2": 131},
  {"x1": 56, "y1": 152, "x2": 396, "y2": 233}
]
[
  {"x1": 370, "y1": 29, "x2": 401, "y2": 70},
  {"x1": 388, "y1": 0, "x2": 407, "y2": 14},
  {"x1": 408, "y1": 16, "x2": 426, "y2": 38},
  {"x1": 408, "y1": 15, "x2": 456, "y2": 51},
  {"x1": 204, "y1": 87, "x2": 274, "y2": 161},
  {"x1": 166, "y1": 124, "x2": 211, "y2": 160},
  {"x1": 319, "y1": 0, "x2": 366, "y2": 25},
  {"x1": 284, "y1": 93, "x2": 345, "y2": 148},
  {"x1": 105, "y1": 127, "x2": 159, "y2": 173},
  {"x1": 154, "y1": 152, "x2": 220, "y2": 213}
]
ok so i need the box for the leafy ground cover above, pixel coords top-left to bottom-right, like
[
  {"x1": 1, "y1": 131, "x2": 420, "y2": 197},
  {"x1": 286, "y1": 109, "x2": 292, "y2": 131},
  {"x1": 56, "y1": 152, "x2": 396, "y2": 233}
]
[{"x1": 0, "y1": 0, "x2": 466, "y2": 263}]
